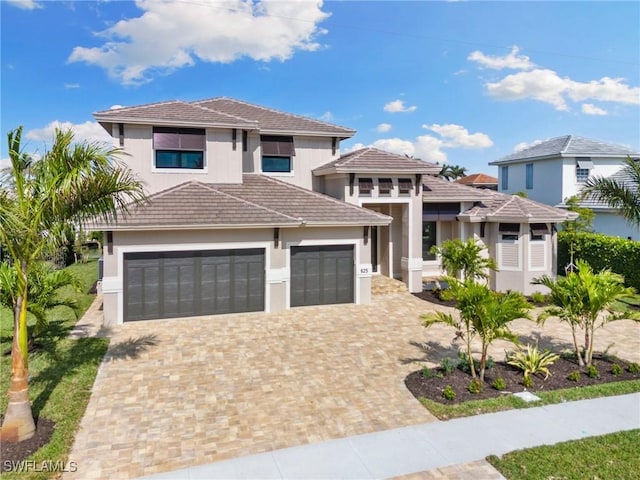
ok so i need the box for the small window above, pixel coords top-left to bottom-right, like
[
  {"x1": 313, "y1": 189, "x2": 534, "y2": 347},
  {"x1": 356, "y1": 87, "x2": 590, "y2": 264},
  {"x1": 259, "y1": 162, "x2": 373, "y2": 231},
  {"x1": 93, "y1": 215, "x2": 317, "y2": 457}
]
[
  {"x1": 499, "y1": 223, "x2": 520, "y2": 234},
  {"x1": 502, "y1": 234, "x2": 519, "y2": 241},
  {"x1": 261, "y1": 135, "x2": 295, "y2": 173},
  {"x1": 398, "y1": 178, "x2": 413, "y2": 195},
  {"x1": 262, "y1": 156, "x2": 291, "y2": 173},
  {"x1": 153, "y1": 127, "x2": 205, "y2": 170},
  {"x1": 378, "y1": 178, "x2": 393, "y2": 195},
  {"x1": 359, "y1": 178, "x2": 373, "y2": 195},
  {"x1": 480, "y1": 222, "x2": 486, "y2": 238},
  {"x1": 422, "y1": 221, "x2": 437, "y2": 260},
  {"x1": 530, "y1": 223, "x2": 549, "y2": 241},
  {"x1": 501, "y1": 166, "x2": 509, "y2": 190},
  {"x1": 526, "y1": 163, "x2": 533, "y2": 189},
  {"x1": 576, "y1": 166, "x2": 590, "y2": 183}
]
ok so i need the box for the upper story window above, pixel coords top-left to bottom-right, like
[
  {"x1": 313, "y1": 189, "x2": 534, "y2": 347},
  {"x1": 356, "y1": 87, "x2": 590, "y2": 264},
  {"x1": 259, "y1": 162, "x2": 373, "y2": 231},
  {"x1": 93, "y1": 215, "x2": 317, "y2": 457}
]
[
  {"x1": 398, "y1": 178, "x2": 413, "y2": 195},
  {"x1": 378, "y1": 178, "x2": 393, "y2": 196},
  {"x1": 576, "y1": 158, "x2": 593, "y2": 184},
  {"x1": 525, "y1": 163, "x2": 533, "y2": 189},
  {"x1": 153, "y1": 127, "x2": 205, "y2": 170},
  {"x1": 530, "y1": 223, "x2": 549, "y2": 241},
  {"x1": 358, "y1": 178, "x2": 373, "y2": 195},
  {"x1": 501, "y1": 166, "x2": 509, "y2": 190},
  {"x1": 499, "y1": 222, "x2": 520, "y2": 241},
  {"x1": 261, "y1": 135, "x2": 295, "y2": 173}
]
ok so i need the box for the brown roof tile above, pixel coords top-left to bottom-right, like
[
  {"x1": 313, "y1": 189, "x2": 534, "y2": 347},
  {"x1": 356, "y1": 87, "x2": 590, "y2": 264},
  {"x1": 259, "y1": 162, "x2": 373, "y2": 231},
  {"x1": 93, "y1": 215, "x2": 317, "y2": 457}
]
[
  {"x1": 423, "y1": 175, "x2": 495, "y2": 202},
  {"x1": 314, "y1": 148, "x2": 440, "y2": 175},
  {"x1": 455, "y1": 173, "x2": 498, "y2": 186},
  {"x1": 95, "y1": 176, "x2": 391, "y2": 230},
  {"x1": 194, "y1": 97, "x2": 355, "y2": 137},
  {"x1": 94, "y1": 100, "x2": 256, "y2": 128}
]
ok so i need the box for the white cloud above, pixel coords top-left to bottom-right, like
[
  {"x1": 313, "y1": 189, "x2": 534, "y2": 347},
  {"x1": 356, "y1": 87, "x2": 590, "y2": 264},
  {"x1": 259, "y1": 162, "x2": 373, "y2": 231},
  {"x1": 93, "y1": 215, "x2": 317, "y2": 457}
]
[
  {"x1": 383, "y1": 99, "x2": 417, "y2": 113},
  {"x1": 0, "y1": 157, "x2": 11, "y2": 170},
  {"x1": 348, "y1": 124, "x2": 492, "y2": 164},
  {"x1": 470, "y1": 48, "x2": 639, "y2": 112},
  {"x1": 25, "y1": 121, "x2": 112, "y2": 145},
  {"x1": 376, "y1": 123, "x2": 392, "y2": 133},
  {"x1": 64, "y1": 83, "x2": 80, "y2": 89},
  {"x1": 581, "y1": 103, "x2": 608, "y2": 116},
  {"x1": 109, "y1": 104, "x2": 126, "y2": 110},
  {"x1": 514, "y1": 139, "x2": 544, "y2": 152},
  {"x1": 422, "y1": 123, "x2": 493, "y2": 149},
  {"x1": 468, "y1": 46, "x2": 535, "y2": 71},
  {"x1": 6, "y1": 0, "x2": 42, "y2": 10},
  {"x1": 318, "y1": 111, "x2": 334, "y2": 121},
  {"x1": 68, "y1": 0, "x2": 330, "y2": 85}
]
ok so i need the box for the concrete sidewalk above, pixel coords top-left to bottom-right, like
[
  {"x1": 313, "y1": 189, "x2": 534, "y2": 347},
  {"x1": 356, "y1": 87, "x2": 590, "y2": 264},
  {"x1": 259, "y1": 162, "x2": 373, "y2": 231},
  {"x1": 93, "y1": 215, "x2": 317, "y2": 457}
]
[{"x1": 139, "y1": 393, "x2": 640, "y2": 479}]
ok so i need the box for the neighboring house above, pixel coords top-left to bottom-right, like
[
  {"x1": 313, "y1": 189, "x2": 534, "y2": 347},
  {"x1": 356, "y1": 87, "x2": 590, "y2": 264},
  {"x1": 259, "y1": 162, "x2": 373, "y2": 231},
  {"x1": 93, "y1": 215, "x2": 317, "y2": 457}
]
[
  {"x1": 490, "y1": 135, "x2": 640, "y2": 239},
  {"x1": 454, "y1": 173, "x2": 498, "y2": 190},
  {"x1": 92, "y1": 98, "x2": 575, "y2": 325}
]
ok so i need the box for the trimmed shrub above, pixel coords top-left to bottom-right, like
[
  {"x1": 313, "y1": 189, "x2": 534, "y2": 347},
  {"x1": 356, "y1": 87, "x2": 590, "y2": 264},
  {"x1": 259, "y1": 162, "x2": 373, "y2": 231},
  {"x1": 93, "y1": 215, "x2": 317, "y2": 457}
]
[{"x1": 558, "y1": 232, "x2": 640, "y2": 290}]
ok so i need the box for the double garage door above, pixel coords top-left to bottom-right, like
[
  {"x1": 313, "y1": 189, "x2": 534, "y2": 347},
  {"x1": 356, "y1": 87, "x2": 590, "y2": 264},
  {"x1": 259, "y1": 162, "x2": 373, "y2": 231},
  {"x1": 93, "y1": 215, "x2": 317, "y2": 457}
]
[{"x1": 123, "y1": 245, "x2": 354, "y2": 321}]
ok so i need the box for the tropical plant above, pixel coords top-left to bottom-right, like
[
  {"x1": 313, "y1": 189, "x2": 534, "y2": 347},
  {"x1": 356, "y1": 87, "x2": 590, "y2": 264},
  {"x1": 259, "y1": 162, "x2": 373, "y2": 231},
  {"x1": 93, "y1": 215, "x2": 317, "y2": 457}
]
[
  {"x1": 581, "y1": 156, "x2": 640, "y2": 227},
  {"x1": 534, "y1": 260, "x2": 639, "y2": 367},
  {"x1": 0, "y1": 126, "x2": 145, "y2": 442},
  {"x1": 423, "y1": 279, "x2": 530, "y2": 382},
  {"x1": 438, "y1": 164, "x2": 468, "y2": 181},
  {"x1": 506, "y1": 343, "x2": 560, "y2": 382},
  {"x1": 430, "y1": 238, "x2": 497, "y2": 281},
  {"x1": 0, "y1": 261, "x2": 81, "y2": 343},
  {"x1": 562, "y1": 195, "x2": 594, "y2": 234}
]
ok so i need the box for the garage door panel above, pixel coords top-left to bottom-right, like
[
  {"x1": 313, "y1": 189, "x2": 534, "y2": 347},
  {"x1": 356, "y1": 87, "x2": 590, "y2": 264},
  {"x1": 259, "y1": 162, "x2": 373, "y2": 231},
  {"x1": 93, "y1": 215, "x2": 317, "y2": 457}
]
[
  {"x1": 124, "y1": 249, "x2": 264, "y2": 321},
  {"x1": 290, "y1": 245, "x2": 354, "y2": 307}
]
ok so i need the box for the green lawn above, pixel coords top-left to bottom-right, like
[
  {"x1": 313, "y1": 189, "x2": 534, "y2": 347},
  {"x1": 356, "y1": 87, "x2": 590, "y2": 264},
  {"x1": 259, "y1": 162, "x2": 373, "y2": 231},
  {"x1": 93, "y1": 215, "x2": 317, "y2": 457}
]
[
  {"x1": 1, "y1": 258, "x2": 108, "y2": 480},
  {"x1": 488, "y1": 429, "x2": 640, "y2": 480}
]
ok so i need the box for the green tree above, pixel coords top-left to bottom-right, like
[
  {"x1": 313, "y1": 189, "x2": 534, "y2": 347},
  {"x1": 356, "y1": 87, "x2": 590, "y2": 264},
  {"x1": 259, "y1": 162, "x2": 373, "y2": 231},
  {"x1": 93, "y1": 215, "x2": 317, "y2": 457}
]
[
  {"x1": 438, "y1": 164, "x2": 468, "y2": 181},
  {"x1": 430, "y1": 238, "x2": 497, "y2": 281},
  {"x1": 562, "y1": 195, "x2": 594, "y2": 233},
  {"x1": 0, "y1": 262, "x2": 81, "y2": 344},
  {"x1": 0, "y1": 126, "x2": 144, "y2": 442},
  {"x1": 423, "y1": 279, "x2": 530, "y2": 382},
  {"x1": 581, "y1": 156, "x2": 640, "y2": 227},
  {"x1": 533, "y1": 259, "x2": 638, "y2": 366}
]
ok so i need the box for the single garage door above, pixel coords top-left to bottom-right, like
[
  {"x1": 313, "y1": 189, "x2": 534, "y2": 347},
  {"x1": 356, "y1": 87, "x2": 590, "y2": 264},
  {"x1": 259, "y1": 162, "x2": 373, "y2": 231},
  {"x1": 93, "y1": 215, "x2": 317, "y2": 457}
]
[
  {"x1": 124, "y1": 249, "x2": 264, "y2": 321},
  {"x1": 290, "y1": 245, "x2": 354, "y2": 307}
]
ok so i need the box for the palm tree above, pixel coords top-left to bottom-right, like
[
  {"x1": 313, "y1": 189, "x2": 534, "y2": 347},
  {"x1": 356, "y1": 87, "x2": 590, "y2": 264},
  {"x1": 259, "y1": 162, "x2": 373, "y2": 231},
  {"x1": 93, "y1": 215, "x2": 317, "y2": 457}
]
[
  {"x1": 0, "y1": 261, "x2": 81, "y2": 345},
  {"x1": 438, "y1": 164, "x2": 468, "y2": 181},
  {"x1": 534, "y1": 259, "x2": 638, "y2": 366},
  {"x1": 423, "y1": 279, "x2": 530, "y2": 382},
  {"x1": 430, "y1": 238, "x2": 497, "y2": 281},
  {"x1": 0, "y1": 126, "x2": 145, "y2": 442},
  {"x1": 581, "y1": 156, "x2": 640, "y2": 227}
]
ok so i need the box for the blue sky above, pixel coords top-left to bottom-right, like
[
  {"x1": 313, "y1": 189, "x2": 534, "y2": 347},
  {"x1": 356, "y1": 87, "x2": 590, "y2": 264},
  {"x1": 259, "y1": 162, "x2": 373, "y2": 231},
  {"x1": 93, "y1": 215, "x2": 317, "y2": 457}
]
[{"x1": 2, "y1": 0, "x2": 639, "y2": 174}]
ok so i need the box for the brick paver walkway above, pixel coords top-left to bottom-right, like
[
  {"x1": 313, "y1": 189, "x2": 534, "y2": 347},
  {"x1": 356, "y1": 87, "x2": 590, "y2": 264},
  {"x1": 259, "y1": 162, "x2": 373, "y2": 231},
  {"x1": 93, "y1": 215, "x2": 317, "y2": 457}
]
[{"x1": 65, "y1": 283, "x2": 640, "y2": 479}]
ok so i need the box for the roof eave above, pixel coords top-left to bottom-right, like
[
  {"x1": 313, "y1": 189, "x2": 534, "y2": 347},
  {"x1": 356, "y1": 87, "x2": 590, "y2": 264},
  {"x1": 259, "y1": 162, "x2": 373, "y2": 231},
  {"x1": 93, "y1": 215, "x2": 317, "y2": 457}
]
[
  {"x1": 93, "y1": 115, "x2": 257, "y2": 130},
  {"x1": 259, "y1": 128, "x2": 355, "y2": 138},
  {"x1": 86, "y1": 222, "x2": 302, "y2": 231}
]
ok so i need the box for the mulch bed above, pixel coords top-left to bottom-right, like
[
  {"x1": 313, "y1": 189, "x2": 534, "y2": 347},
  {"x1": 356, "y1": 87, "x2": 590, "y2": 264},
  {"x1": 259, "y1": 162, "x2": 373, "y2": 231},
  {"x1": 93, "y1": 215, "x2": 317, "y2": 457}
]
[
  {"x1": 0, "y1": 416, "x2": 55, "y2": 472},
  {"x1": 405, "y1": 355, "x2": 640, "y2": 405},
  {"x1": 413, "y1": 290, "x2": 457, "y2": 308}
]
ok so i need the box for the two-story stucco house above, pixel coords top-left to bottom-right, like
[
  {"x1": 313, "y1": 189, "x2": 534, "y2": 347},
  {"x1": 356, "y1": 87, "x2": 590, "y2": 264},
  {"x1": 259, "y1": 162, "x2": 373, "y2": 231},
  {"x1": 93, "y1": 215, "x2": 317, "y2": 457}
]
[
  {"x1": 92, "y1": 97, "x2": 575, "y2": 325},
  {"x1": 490, "y1": 135, "x2": 640, "y2": 239}
]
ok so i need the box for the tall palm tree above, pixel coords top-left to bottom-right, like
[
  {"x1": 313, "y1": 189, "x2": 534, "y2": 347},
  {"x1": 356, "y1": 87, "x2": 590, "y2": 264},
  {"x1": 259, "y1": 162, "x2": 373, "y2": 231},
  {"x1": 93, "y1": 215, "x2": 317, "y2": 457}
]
[
  {"x1": 0, "y1": 126, "x2": 145, "y2": 442},
  {"x1": 438, "y1": 164, "x2": 468, "y2": 181},
  {"x1": 581, "y1": 156, "x2": 640, "y2": 227},
  {"x1": 430, "y1": 238, "x2": 497, "y2": 281}
]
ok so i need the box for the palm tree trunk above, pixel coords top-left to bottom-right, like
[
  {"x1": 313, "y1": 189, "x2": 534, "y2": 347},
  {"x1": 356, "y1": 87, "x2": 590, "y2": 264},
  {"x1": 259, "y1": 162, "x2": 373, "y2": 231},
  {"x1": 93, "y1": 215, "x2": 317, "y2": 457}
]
[
  {"x1": 583, "y1": 326, "x2": 591, "y2": 366},
  {"x1": 570, "y1": 324, "x2": 584, "y2": 367},
  {"x1": 479, "y1": 344, "x2": 488, "y2": 382},
  {"x1": 466, "y1": 325, "x2": 476, "y2": 379},
  {"x1": 0, "y1": 289, "x2": 36, "y2": 442}
]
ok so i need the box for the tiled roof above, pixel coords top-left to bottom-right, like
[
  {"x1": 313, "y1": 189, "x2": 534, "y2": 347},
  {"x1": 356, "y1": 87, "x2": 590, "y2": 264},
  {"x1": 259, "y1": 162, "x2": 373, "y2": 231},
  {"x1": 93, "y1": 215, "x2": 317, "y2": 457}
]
[
  {"x1": 423, "y1": 176, "x2": 574, "y2": 222},
  {"x1": 490, "y1": 135, "x2": 639, "y2": 165},
  {"x1": 94, "y1": 175, "x2": 391, "y2": 230},
  {"x1": 94, "y1": 97, "x2": 355, "y2": 137},
  {"x1": 423, "y1": 175, "x2": 496, "y2": 202},
  {"x1": 577, "y1": 161, "x2": 639, "y2": 210},
  {"x1": 215, "y1": 175, "x2": 391, "y2": 226},
  {"x1": 94, "y1": 100, "x2": 256, "y2": 128},
  {"x1": 314, "y1": 148, "x2": 440, "y2": 175},
  {"x1": 460, "y1": 192, "x2": 576, "y2": 223},
  {"x1": 455, "y1": 173, "x2": 498, "y2": 186},
  {"x1": 194, "y1": 98, "x2": 355, "y2": 137}
]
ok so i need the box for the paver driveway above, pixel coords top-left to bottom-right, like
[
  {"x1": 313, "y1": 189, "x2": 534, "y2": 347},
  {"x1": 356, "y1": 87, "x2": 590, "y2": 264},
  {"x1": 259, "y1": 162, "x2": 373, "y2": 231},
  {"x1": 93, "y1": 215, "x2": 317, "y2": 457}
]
[{"x1": 65, "y1": 287, "x2": 640, "y2": 480}]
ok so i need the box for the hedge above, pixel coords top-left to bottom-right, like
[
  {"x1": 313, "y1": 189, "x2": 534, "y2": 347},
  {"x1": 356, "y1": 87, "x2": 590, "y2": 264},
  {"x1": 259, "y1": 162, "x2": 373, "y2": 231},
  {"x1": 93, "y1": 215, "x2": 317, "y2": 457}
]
[{"x1": 557, "y1": 231, "x2": 640, "y2": 290}]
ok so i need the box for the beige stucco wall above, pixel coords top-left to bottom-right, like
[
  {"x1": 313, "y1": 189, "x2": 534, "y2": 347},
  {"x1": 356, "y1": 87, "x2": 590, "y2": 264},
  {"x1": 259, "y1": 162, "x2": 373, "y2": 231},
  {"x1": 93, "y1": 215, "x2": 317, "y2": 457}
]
[
  {"x1": 112, "y1": 124, "x2": 243, "y2": 194},
  {"x1": 100, "y1": 226, "x2": 370, "y2": 325}
]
